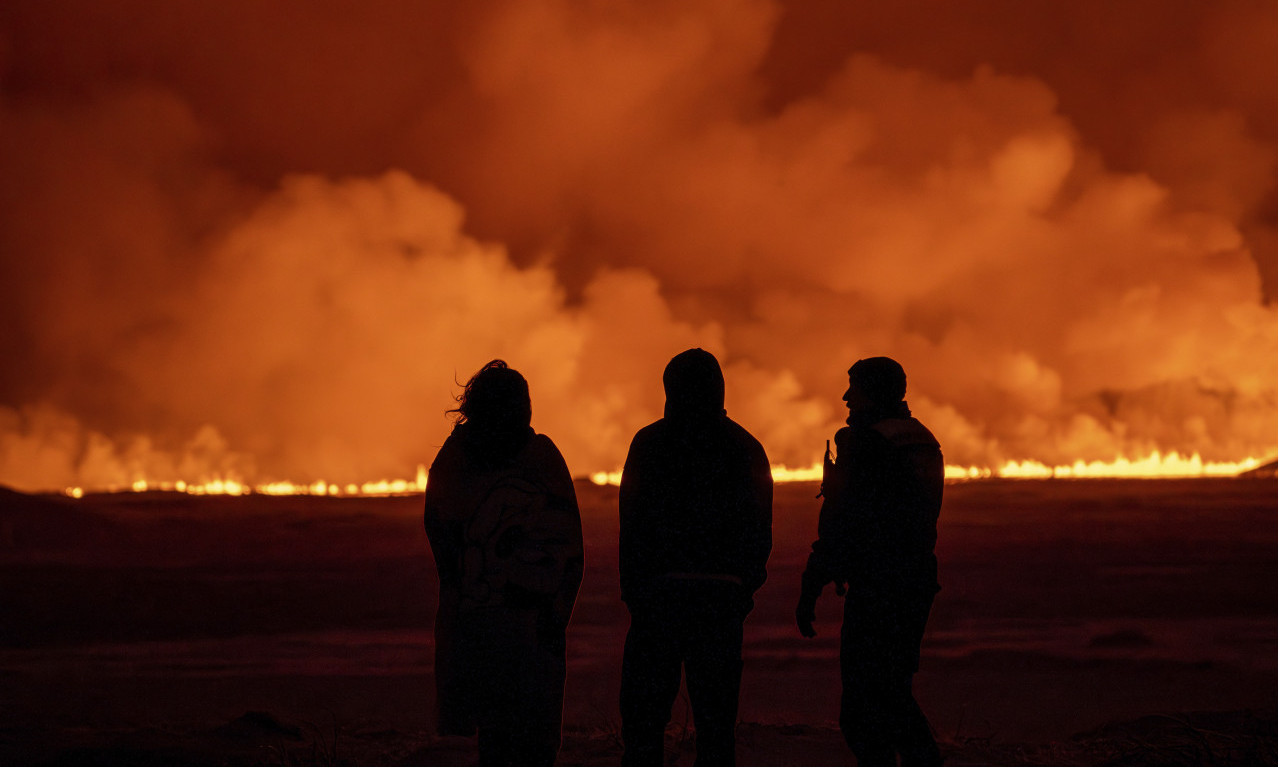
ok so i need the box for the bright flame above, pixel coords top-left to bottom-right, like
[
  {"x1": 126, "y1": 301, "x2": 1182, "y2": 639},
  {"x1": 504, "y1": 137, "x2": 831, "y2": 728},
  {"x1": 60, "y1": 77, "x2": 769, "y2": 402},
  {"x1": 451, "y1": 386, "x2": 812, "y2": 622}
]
[
  {"x1": 771, "y1": 464, "x2": 823, "y2": 482},
  {"x1": 62, "y1": 465, "x2": 431, "y2": 497},
  {"x1": 587, "y1": 450, "x2": 1269, "y2": 487},
  {"x1": 57, "y1": 451, "x2": 1274, "y2": 498},
  {"x1": 590, "y1": 470, "x2": 623, "y2": 486},
  {"x1": 589, "y1": 464, "x2": 826, "y2": 487},
  {"x1": 945, "y1": 465, "x2": 994, "y2": 480},
  {"x1": 997, "y1": 451, "x2": 1263, "y2": 479}
]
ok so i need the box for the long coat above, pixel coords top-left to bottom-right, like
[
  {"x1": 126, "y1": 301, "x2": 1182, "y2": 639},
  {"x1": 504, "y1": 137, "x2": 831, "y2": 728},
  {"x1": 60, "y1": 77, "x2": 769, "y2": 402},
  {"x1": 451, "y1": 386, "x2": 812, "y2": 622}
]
[{"x1": 424, "y1": 424, "x2": 584, "y2": 735}]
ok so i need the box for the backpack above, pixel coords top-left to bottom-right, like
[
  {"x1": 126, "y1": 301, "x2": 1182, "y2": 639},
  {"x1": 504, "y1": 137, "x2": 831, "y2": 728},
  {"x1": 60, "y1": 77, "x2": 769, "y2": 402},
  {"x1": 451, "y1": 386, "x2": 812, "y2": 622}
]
[{"x1": 459, "y1": 475, "x2": 577, "y2": 607}]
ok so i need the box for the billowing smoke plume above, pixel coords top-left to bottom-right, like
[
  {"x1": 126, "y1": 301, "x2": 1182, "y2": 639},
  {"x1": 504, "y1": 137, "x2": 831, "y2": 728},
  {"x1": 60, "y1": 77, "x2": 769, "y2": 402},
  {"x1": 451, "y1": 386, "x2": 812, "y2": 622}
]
[{"x1": 2, "y1": 0, "x2": 1277, "y2": 489}]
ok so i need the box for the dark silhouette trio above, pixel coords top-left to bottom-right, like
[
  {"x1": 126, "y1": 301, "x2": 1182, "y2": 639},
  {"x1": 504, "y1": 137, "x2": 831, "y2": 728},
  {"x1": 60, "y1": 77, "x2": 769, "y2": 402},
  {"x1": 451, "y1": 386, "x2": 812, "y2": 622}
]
[{"x1": 425, "y1": 351, "x2": 944, "y2": 766}]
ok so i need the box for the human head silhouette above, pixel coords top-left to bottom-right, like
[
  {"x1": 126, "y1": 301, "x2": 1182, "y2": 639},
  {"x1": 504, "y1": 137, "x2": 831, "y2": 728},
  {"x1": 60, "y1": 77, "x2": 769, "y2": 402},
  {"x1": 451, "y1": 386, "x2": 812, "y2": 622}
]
[
  {"x1": 845, "y1": 356, "x2": 907, "y2": 412},
  {"x1": 662, "y1": 348, "x2": 726, "y2": 420},
  {"x1": 451, "y1": 359, "x2": 532, "y2": 432}
]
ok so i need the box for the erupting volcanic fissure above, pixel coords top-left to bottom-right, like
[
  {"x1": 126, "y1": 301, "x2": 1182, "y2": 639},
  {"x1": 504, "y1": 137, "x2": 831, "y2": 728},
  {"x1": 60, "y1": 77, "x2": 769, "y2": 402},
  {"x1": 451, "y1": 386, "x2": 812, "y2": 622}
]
[
  {"x1": 4, "y1": 2, "x2": 1278, "y2": 494},
  {"x1": 55, "y1": 451, "x2": 1274, "y2": 499}
]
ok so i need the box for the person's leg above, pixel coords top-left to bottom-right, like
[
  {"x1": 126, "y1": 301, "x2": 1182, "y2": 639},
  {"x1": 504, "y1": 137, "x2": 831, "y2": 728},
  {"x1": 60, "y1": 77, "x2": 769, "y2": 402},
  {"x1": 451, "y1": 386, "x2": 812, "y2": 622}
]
[
  {"x1": 840, "y1": 602, "x2": 897, "y2": 767},
  {"x1": 838, "y1": 672, "x2": 897, "y2": 767},
  {"x1": 894, "y1": 677, "x2": 942, "y2": 767},
  {"x1": 893, "y1": 592, "x2": 941, "y2": 767},
  {"x1": 511, "y1": 619, "x2": 568, "y2": 767},
  {"x1": 683, "y1": 600, "x2": 743, "y2": 767},
  {"x1": 477, "y1": 726, "x2": 514, "y2": 767},
  {"x1": 621, "y1": 606, "x2": 684, "y2": 767},
  {"x1": 470, "y1": 608, "x2": 539, "y2": 767}
]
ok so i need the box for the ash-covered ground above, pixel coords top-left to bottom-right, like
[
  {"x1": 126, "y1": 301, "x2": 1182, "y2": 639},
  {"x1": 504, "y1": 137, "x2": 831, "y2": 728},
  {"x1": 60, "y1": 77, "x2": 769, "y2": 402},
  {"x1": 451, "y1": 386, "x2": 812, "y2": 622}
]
[{"x1": 2, "y1": 479, "x2": 1277, "y2": 765}]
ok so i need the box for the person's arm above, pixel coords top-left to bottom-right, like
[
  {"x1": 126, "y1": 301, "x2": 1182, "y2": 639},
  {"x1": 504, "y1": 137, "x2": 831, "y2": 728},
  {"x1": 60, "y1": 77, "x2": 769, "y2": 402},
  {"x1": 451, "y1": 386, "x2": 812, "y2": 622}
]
[
  {"x1": 543, "y1": 437, "x2": 584, "y2": 628},
  {"x1": 423, "y1": 437, "x2": 465, "y2": 588},
  {"x1": 796, "y1": 486, "x2": 841, "y2": 638},
  {"x1": 805, "y1": 427, "x2": 865, "y2": 585},
  {"x1": 618, "y1": 430, "x2": 651, "y2": 606},
  {"x1": 742, "y1": 437, "x2": 773, "y2": 596},
  {"x1": 797, "y1": 426, "x2": 872, "y2": 636}
]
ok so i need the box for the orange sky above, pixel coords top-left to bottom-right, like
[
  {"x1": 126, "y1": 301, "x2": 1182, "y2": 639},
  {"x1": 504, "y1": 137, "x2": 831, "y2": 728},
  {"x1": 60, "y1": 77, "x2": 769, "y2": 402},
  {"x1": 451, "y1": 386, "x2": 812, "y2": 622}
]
[{"x1": 2, "y1": 1, "x2": 1277, "y2": 489}]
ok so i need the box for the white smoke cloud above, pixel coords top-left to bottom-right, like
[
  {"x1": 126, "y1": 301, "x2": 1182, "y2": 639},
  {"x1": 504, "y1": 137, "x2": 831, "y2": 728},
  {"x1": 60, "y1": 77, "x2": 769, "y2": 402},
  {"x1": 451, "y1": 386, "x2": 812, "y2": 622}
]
[{"x1": 2, "y1": 0, "x2": 1278, "y2": 490}]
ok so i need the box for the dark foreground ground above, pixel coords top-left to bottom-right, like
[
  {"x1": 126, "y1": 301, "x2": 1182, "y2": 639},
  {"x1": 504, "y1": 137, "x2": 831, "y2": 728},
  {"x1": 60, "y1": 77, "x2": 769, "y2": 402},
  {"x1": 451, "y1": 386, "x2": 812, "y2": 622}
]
[{"x1": 2, "y1": 478, "x2": 1277, "y2": 765}]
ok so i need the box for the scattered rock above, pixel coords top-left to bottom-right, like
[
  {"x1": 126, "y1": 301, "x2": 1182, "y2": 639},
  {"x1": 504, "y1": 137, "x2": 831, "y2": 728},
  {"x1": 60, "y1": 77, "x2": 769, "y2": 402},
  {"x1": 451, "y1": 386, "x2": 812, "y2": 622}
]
[{"x1": 211, "y1": 710, "x2": 303, "y2": 741}]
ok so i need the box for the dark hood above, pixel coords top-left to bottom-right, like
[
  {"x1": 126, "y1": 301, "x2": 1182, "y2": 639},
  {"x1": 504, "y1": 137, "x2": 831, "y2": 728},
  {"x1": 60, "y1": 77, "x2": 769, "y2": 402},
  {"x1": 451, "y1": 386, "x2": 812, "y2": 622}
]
[{"x1": 662, "y1": 348, "x2": 726, "y2": 421}]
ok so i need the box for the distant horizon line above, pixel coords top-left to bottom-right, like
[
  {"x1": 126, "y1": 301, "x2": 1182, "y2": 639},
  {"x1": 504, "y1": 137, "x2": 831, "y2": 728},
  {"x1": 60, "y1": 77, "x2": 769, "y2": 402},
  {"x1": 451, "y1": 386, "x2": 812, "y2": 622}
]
[{"x1": 5, "y1": 449, "x2": 1272, "y2": 499}]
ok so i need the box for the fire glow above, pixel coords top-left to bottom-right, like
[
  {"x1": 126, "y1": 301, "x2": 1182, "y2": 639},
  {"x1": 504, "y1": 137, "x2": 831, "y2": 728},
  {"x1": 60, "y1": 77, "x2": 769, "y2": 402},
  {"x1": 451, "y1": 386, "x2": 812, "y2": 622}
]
[
  {"x1": 6, "y1": 4, "x2": 1278, "y2": 500},
  {"x1": 64, "y1": 465, "x2": 430, "y2": 499},
  {"x1": 60, "y1": 449, "x2": 1273, "y2": 498},
  {"x1": 948, "y1": 451, "x2": 1266, "y2": 480},
  {"x1": 588, "y1": 450, "x2": 1272, "y2": 487}
]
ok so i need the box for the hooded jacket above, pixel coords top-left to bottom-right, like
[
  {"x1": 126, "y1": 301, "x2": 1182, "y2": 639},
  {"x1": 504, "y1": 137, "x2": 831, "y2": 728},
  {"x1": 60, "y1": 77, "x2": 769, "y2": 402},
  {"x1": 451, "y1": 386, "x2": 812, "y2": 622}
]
[{"x1": 619, "y1": 349, "x2": 773, "y2": 605}]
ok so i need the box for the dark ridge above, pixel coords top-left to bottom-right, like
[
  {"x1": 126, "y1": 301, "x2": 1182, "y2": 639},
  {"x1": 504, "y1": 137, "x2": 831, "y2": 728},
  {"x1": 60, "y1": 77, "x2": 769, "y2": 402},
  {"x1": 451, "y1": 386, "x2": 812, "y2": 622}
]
[
  {"x1": 1240, "y1": 458, "x2": 1278, "y2": 478},
  {"x1": 0, "y1": 486, "x2": 124, "y2": 559}
]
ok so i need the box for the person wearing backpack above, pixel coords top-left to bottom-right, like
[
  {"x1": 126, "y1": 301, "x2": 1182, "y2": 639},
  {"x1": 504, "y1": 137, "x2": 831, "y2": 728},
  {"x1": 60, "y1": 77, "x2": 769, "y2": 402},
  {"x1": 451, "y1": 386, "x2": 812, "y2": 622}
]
[
  {"x1": 795, "y1": 356, "x2": 944, "y2": 767},
  {"x1": 424, "y1": 360, "x2": 584, "y2": 767},
  {"x1": 618, "y1": 348, "x2": 773, "y2": 767}
]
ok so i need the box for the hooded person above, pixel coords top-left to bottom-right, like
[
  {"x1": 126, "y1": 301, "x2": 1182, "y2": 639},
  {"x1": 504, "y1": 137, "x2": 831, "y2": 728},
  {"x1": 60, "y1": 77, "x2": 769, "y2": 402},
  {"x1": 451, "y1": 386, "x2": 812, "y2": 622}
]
[
  {"x1": 424, "y1": 360, "x2": 584, "y2": 767},
  {"x1": 796, "y1": 356, "x2": 944, "y2": 767},
  {"x1": 618, "y1": 348, "x2": 773, "y2": 767}
]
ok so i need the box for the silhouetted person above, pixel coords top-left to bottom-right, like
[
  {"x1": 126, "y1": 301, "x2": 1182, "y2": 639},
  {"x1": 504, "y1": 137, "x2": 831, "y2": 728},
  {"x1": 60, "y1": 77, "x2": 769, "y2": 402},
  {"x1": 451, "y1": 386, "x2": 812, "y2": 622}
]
[
  {"x1": 796, "y1": 356, "x2": 944, "y2": 767},
  {"x1": 424, "y1": 360, "x2": 584, "y2": 767},
  {"x1": 619, "y1": 348, "x2": 773, "y2": 767}
]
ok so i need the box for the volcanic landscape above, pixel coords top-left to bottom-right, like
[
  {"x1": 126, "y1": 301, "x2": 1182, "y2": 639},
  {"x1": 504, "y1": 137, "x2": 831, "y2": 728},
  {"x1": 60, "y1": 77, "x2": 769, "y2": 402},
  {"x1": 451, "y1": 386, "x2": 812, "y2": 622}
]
[{"x1": 3, "y1": 478, "x2": 1277, "y2": 765}]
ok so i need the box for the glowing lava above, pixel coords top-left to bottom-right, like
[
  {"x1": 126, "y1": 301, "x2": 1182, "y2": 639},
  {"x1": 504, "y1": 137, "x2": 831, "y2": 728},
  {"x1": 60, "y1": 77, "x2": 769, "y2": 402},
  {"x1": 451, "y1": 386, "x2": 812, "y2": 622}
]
[
  {"x1": 994, "y1": 452, "x2": 1264, "y2": 479},
  {"x1": 588, "y1": 451, "x2": 1272, "y2": 486},
  {"x1": 65, "y1": 465, "x2": 430, "y2": 498},
  {"x1": 60, "y1": 451, "x2": 1275, "y2": 498}
]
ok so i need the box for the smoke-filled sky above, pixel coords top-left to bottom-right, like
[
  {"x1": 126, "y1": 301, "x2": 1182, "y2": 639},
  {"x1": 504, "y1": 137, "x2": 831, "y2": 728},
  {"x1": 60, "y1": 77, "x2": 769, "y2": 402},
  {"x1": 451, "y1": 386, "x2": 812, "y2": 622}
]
[{"x1": 3, "y1": 0, "x2": 1278, "y2": 489}]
